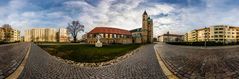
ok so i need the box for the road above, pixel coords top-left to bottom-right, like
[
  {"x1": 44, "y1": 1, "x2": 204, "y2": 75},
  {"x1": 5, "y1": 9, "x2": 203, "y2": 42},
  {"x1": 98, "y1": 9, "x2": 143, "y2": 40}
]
[{"x1": 18, "y1": 44, "x2": 166, "y2": 79}]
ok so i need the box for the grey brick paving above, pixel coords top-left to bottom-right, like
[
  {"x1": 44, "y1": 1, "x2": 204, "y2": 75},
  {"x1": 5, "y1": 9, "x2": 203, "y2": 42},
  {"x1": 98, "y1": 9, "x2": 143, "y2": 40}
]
[
  {"x1": 18, "y1": 44, "x2": 166, "y2": 79},
  {"x1": 156, "y1": 43, "x2": 239, "y2": 79},
  {"x1": 0, "y1": 43, "x2": 30, "y2": 79}
]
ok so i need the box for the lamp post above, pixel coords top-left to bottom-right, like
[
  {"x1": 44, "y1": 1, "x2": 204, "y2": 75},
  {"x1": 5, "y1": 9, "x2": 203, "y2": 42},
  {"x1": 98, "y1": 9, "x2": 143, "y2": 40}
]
[{"x1": 204, "y1": 27, "x2": 207, "y2": 48}]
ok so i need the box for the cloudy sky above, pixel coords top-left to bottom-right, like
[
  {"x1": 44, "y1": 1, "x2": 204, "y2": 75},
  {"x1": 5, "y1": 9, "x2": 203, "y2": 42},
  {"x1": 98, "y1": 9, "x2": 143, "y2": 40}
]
[{"x1": 0, "y1": 0, "x2": 239, "y2": 37}]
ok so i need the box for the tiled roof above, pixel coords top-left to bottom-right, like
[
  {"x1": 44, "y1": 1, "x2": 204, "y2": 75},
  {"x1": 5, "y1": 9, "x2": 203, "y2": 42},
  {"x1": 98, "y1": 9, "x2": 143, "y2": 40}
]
[{"x1": 88, "y1": 27, "x2": 131, "y2": 35}]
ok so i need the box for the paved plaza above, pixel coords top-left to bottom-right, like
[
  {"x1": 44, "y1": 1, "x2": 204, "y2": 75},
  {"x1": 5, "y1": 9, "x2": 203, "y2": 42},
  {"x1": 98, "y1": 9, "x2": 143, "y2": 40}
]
[
  {"x1": 18, "y1": 44, "x2": 166, "y2": 79},
  {"x1": 155, "y1": 43, "x2": 239, "y2": 79},
  {"x1": 2, "y1": 43, "x2": 239, "y2": 79}
]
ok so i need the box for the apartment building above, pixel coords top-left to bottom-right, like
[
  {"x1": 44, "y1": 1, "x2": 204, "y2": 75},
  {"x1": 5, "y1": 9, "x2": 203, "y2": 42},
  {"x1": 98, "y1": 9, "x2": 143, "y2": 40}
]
[
  {"x1": 25, "y1": 28, "x2": 57, "y2": 42},
  {"x1": 0, "y1": 27, "x2": 4, "y2": 41},
  {"x1": 186, "y1": 30, "x2": 198, "y2": 42},
  {"x1": 185, "y1": 25, "x2": 239, "y2": 43},
  {"x1": 58, "y1": 28, "x2": 69, "y2": 42},
  {"x1": 197, "y1": 28, "x2": 210, "y2": 41},
  {"x1": 10, "y1": 29, "x2": 20, "y2": 42},
  {"x1": 0, "y1": 24, "x2": 20, "y2": 42},
  {"x1": 25, "y1": 28, "x2": 70, "y2": 42}
]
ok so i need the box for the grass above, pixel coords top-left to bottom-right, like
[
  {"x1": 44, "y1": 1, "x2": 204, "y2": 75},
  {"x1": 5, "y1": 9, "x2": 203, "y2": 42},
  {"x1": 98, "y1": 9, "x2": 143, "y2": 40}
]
[{"x1": 39, "y1": 44, "x2": 141, "y2": 63}]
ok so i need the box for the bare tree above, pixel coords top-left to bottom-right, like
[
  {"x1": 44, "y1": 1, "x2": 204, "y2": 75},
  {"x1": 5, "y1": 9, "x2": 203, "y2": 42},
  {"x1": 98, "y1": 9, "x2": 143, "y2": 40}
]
[{"x1": 67, "y1": 21, "x2": 84, "y2": 42}]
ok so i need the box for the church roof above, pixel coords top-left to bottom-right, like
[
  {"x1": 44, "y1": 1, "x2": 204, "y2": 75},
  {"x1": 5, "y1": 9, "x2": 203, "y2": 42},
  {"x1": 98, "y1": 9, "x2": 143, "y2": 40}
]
[
  {"x1": 88, "y1": 27, "x2": 131, "y2": 35},
  {"x1": 143, "y1": 11, "x2": 147, "y2": 15}
]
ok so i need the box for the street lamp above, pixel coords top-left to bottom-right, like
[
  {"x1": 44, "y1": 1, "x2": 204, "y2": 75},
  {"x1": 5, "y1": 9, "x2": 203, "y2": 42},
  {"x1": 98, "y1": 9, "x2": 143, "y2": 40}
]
[{"x1": 204, "y1": 27, "x2": 207, "y2": 48}]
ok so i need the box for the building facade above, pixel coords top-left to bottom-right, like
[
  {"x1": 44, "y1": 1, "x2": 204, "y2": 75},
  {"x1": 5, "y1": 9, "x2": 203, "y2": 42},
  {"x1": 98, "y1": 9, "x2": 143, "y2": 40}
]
[
  {"x1": 142, "y1": 11, "x2": 153, "y2": 43},
  {"x1": 58, "y1": 28, "x2": 69, "y2": 42},
  {"x1": 25, "y1": 28, "x2": 57, "y2": 42},
  {"x1": 87, "y1": 27, "x2": 132, "y2": 45},
  {"x1": 0, "y1": 27, "x2": 4, "y2": 41},
  {"x1": 10, "y1": 29, "x2": 20, "y2": 42},
  {"x1": 0, "y1": 24, "x2": 20, "y2": 42},
  {"x1": 184, "y1": 25, "x2": 239, "y2": 43},
  {"x1": 158, "y1": 32, "x2": 184, "y2": 42},
  {"x1": 130, "y1": 11, "x2": 153, "y2": 44}
]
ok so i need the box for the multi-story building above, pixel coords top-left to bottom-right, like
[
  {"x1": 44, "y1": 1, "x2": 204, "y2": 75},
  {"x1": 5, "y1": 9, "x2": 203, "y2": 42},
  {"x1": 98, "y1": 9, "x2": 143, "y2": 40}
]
[
  {"x1": 197, "y1": 28, "x2": 210, "y2": 42},
  {"x1": 58, "y1": 28, "x2": 69, "y2": 42},
  {"x1": 184, "y1": 33, "x2": 188, "y2": 42},
  {"x1": 87, "y1": 27, "x2": 132, "y2": 45},
  {"x1": 184, "y1": 25, "x2": 239, "y2": 43},
  {"x1": 25, "y1": 28, "x2": 57, "y2": 42},
  {"x1": 0, "y1": 27, "x2": 4, "y2": 41},
  {"x1": 158, "y1": 32, "x2": 184, "y2": 42},
  {"x1": 186, "y1": 30, "x2": 198, "y2": 42},
  {"x1": 10, "y1": 29, "x2": 20, "y2": 42},
  {"x1": 0, "y1": 24, "x2": 20, "y2": 42}
]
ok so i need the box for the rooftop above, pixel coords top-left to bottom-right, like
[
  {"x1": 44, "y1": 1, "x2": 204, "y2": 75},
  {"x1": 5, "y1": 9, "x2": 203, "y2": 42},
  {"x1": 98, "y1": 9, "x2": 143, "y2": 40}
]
[{"x1": 88, "y1": 27, "x2": 131, "y2": 35}]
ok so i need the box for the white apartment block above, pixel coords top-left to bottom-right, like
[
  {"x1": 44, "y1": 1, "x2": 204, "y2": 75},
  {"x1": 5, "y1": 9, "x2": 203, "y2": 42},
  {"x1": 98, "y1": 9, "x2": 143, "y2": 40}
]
[
  {"x1": 25, "y1": 28, "x2": 69, "y2": 42},
  {"x1": 58, "y1": 28, "x2": 69, "y2": 42},
  {"x1": 25, "y1": 28, "x2": 57, "y2": 42},
  {"x1": 185, "y1": 25, "x2": 239, "y2": 43}
]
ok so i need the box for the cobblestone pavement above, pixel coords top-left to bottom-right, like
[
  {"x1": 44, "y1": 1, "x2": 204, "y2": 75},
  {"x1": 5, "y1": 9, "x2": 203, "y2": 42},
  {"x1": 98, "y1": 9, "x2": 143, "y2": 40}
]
[
  {"x1": 155, "y1": 43, "x2": 239, "y2": 79},
  {"x1": 18, "y1": 44, "x2": 166, "y2": 79},
  {"x1": 0, "y1": 43, "x2": 30, "y2": 79}
]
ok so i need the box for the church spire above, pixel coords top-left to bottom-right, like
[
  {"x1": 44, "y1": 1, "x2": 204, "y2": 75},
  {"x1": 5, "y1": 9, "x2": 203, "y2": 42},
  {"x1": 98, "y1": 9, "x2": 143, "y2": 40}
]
[{"x1": 143, "y1": 10, "x2": 148, "y2": 15}]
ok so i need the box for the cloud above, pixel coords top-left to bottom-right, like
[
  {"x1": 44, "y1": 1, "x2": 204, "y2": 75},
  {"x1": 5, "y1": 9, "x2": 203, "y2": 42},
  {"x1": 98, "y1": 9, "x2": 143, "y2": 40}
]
[{"x1": 1, "y1": 0, "x2": 239, "y2": 38}]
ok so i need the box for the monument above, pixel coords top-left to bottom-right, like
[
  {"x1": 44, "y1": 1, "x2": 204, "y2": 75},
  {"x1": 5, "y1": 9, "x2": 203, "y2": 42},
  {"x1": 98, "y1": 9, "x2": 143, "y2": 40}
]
[{"x1": 95, "y1": 35, "x2": 103, "y2": 47}]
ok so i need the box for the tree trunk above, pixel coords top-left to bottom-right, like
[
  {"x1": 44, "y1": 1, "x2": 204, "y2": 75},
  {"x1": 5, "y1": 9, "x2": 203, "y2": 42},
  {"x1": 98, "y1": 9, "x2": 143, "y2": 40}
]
[{"x1": 73, "y1": 37, "x2": 77, "y2": 43}]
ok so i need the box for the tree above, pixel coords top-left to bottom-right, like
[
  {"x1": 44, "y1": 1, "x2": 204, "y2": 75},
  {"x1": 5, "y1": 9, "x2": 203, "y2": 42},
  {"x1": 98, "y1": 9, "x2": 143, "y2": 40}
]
[{"x1": 67, "y1": 21, "x2": 84, "y2": 42}]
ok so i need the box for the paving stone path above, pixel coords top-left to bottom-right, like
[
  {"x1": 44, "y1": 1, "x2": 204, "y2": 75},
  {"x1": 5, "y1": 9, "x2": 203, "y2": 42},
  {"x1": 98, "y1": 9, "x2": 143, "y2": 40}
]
[
  {"x1": 155, "y1": 43, "x2": 239, "y2": 79},
  {"x1": 18, "y1": 44, "x2": 166, "y2": 79},
  {"x1": 0, "y1": 43, "x2": 30, "y2": 79}
]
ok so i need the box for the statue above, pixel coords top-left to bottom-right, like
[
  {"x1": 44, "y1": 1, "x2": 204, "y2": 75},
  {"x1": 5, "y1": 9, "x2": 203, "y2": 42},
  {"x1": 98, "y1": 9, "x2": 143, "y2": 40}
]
[{"x1": 95, "y1": 34, "x2": 103, "y2": 47}]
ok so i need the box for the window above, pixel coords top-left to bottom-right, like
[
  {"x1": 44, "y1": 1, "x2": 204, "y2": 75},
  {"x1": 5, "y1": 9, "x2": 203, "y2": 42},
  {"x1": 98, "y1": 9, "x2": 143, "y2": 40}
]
[
  {"x1": 219, "y1": 28, "x2": 223, "y2": 30},
  {"x1": 100, "y1": 34, "x2": 104, "y2": 38},
  {"x1": 219, "y1": 35, "x2": 223, "y2": 37},
  {"x1": 114, "y1": 34, "x2": 116, "y2": 38},
  {"x1": 109, "y1": 34, "x2": 112, "y2": 38},
  {"x1": 105, "y1": 34, "x2": 108, "y2": 38}
]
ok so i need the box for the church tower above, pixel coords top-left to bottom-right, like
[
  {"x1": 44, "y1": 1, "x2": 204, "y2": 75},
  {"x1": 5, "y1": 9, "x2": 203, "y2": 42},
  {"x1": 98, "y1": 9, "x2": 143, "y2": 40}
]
[
  {"x1": 142, "y1": 11, "x2": 148, "y2": 43},
  {"x1": 142, "y1": 11, "x2": 153, "y2": 43}
]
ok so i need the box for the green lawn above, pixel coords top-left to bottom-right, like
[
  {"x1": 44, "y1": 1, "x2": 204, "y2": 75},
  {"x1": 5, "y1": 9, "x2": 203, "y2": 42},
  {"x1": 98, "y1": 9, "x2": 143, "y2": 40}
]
[{"x1": 39, "y1": 44, "x2": 141, "y2": 63}]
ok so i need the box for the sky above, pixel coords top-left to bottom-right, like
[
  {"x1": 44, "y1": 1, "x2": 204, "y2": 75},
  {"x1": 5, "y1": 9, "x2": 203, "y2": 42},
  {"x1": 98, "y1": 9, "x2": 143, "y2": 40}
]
[{"x1": 1, "y1": 0, "x2": 239, "y2": 37}]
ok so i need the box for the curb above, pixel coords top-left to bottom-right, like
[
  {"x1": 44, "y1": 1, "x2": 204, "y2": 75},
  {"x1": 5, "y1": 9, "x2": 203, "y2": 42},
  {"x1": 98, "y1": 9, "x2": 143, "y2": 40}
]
[
  {"x1": 6, "y1": 43, "x2": 31, "y2": 79},
  {"x1": 154, "y1": 44, "x2": 179, "y2": 79}
]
